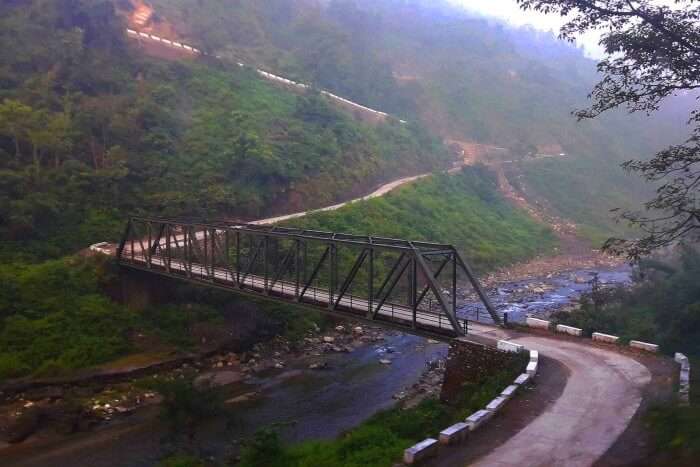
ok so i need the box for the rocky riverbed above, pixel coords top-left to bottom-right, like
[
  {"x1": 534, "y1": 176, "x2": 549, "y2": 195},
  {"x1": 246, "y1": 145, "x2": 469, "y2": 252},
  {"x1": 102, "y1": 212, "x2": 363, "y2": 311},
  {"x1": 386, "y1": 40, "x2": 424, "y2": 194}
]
[
  {"x1": 0, "y1": 322, "x2": 449, "y2": 466},
  {"x1": 0, "y1": 262, "x2": 632, "y2": 466},
  {"x1": 459, "y1": 265, "x2": 633, "y2": 324}
]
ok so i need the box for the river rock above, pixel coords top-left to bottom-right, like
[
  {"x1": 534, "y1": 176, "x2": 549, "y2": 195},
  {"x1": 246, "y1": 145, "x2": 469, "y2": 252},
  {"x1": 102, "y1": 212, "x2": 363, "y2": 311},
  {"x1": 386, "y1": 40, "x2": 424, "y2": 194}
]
[
  {"x1": 379, "y1": 359, "x2": 392, "y2": 365},
  {"x1": 226, "y1": 392, "x2": 258, "y2": 404},
  {"x1": 323, "y1": 336, "x2": 335, "y2": 343}
]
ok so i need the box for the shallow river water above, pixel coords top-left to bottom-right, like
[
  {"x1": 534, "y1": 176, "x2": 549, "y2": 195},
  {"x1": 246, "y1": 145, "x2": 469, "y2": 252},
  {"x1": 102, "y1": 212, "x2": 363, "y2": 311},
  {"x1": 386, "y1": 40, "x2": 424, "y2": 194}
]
[{"x1": 5, "y1": 266, "x2": 633, "y2": 467}]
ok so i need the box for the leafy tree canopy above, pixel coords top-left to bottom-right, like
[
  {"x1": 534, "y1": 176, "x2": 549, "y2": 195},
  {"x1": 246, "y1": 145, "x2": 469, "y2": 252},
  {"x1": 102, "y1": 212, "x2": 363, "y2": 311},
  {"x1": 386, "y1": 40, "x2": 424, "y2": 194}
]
[{"x1": 518, "y1": 0, "x2": 700, "y2": 257}]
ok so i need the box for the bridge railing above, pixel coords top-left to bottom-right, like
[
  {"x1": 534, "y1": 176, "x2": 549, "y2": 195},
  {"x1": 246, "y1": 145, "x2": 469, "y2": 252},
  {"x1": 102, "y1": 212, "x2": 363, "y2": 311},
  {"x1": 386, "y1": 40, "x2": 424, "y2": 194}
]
[{"x1": 117, "y1": 217, "x2": 499, "y2": 337}]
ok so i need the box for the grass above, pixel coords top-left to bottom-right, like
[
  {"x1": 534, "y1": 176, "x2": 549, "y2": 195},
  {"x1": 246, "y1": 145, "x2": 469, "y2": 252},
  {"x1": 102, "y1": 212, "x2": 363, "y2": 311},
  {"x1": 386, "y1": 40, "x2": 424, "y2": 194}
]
[
  {"x1": 646, "y1": 357, "x2": 700, "y2": 465},
  {"x1": 283, "y1": 166, "x2": 556, "y2": 273}
]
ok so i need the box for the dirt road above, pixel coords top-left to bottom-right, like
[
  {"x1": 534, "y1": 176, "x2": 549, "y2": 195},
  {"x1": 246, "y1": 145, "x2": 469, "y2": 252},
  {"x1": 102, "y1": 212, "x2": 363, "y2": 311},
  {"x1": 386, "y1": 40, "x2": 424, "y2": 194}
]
[
  {"x1": 249, "y1": 171, "x2": 434, "y2": 225},
  {"x1": 437, "y1": 323, "x2": 657, "y2": 467}
]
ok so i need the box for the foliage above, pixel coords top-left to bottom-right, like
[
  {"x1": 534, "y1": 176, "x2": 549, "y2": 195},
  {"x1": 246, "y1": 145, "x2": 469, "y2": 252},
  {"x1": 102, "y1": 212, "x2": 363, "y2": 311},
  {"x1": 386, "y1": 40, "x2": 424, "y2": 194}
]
[
  {"x1": 517, "y1": 0, "x2": 700, "y2": 257},
  {"x1": 284, "y1": 166, "x2": 556, "y2": 272},
  {"x1": 158, "y1": 455, "x2": 205, "y2": 467},
  {"x1": 0, "y1": 0, "x2": 449, "y2": 261},
  {"x1": 238, "y1": 358, "x2": 525, "y2": 467},
  {"x1": 0, "y1": 256, "x2": 135, "y2": 379},
  {"x1": 551, "y1": 244, "x2": 700, "y2": 355},
  {"x1": 647, "y1": 403, "x2": 700, "y2": 465},
  {"x1": 0, "y1": 256, "x2": 222, "y2": 380}
]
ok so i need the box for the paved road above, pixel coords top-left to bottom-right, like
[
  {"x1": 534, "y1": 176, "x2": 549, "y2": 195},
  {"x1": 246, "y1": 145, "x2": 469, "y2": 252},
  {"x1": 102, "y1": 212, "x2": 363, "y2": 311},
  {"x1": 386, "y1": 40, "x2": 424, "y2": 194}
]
[{"x1": 467, "y1": 323, "x2": 652, "y2": 467}]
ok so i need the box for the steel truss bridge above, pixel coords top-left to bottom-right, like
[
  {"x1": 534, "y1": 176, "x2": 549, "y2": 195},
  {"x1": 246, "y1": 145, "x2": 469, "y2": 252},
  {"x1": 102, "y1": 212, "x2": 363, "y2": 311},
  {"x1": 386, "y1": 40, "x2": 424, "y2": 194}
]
[{"x1": 117, "y1": 217, "x2": 500, "y2": 339}]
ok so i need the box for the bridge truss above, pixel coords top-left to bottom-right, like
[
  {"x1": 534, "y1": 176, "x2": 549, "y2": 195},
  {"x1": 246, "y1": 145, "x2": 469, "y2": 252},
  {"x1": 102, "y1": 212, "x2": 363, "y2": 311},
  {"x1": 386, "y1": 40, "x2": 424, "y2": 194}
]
[{"x1": 117, "y1": 217, "x2": 500, "y2": 339}]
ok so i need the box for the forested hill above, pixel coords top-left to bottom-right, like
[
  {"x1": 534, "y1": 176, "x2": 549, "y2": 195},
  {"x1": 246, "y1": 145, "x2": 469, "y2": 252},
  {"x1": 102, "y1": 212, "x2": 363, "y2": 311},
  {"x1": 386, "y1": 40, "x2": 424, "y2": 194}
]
[
  {"x1": 0, "y1": 0, "x2": 448, "y2": 261},
  {"x1": 146, "y1": 0, "x2": 689, "y2": 241}
]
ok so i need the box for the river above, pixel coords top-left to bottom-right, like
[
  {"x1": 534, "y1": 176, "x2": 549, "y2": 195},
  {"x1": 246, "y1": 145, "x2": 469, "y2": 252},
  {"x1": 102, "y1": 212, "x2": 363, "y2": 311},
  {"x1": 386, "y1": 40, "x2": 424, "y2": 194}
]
[{"x1": 2, "y1": 265, "x2": 632, "y2": 467}]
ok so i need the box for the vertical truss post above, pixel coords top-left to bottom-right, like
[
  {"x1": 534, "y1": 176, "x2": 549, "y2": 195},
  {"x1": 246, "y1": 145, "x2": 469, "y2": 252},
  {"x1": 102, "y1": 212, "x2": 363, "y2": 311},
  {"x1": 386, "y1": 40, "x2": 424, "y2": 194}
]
[
  {"x1": 367, "y1": 247, "x2": 374, "y2": 318},
  {"x1": 117, "y1": 219, "x2": 132, "y2": 260},
  {"x1": 328, "y1": 243, "x2": 335, "y2": 309},
  {"x1": 224, "y1": 230, "x2": 230, "y2": 281},
  {"x1": 235, "y1": 230, "x2": 241, "y2": 286},
  {"x1": 263, "y1": 235, "x2": 269, "y2": 294},
  {"x1": 411, "y1": 254, "x2": 418, "y2": 329},
  {"x1": 295, "y1": 239, "x2": 301, "y2": 298},
  {"x1": 302, "y1": 241, "x2": 308, "y2": 284},
  {"x1": 211, "y1": 228, "x2": 217, "y2": 279},
  {"x1": 203, "y1": 228, "x2": 209, "y2": 277},
  {"x1": 166, "y1": 224, "x2": 172, "y2": 273},
  {"x1": 452, "y1": 252, "x2": 457, "y2": 321},
  {"x1": 130, "y1": 221, "x2": 134, "y2": 262},
  {"x1": 147, "y1": 221, "x2": 152, "y2": 268}
]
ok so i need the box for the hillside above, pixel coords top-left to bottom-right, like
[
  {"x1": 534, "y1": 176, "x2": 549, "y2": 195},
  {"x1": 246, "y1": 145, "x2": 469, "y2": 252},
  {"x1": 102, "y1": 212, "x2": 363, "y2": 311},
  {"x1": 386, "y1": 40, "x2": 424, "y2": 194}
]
[
  {"x1": 138, "y1": 0, "x2": 690, "y2": 242},
  {"x1": 0, "y1": 0, "x2": 449, "y2": 261},
  {"x1": 283, "y1": 166, "x2": 556, "y2": 272}
]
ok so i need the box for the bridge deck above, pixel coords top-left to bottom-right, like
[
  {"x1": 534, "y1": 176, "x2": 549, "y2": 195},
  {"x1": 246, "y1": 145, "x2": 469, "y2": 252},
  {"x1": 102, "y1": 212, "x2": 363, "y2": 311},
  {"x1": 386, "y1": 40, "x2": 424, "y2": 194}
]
[{"x1": 122, "y1": 254, "x2": 468, "y2": 339}]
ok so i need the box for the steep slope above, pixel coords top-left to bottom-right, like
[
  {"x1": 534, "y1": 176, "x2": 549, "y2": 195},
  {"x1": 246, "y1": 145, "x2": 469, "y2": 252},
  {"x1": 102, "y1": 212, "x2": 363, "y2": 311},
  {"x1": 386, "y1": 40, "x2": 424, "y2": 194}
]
[
  {"x1": 142, "y1": 0, "x2": 690, "y2": 242},
  {"x1": 0, "y1": 0, "x2": 449, "y2": 261}
]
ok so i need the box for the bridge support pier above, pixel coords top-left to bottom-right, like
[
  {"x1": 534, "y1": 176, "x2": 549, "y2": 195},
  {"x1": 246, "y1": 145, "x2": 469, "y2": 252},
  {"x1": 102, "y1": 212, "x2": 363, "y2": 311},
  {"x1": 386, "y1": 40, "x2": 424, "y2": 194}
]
[
  {"x1": 440, "y1": 338, "x2": 523, "y2": 404},
  {"x1": 116, "y1": 267, "x2": 176, "y2": 311}
]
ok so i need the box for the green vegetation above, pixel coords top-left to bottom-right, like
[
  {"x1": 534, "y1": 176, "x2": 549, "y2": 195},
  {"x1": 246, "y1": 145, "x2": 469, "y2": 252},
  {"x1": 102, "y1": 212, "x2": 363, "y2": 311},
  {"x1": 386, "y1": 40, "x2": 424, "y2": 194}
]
[
  {"x1": 645, "y1": 356, "x2": 699, "y2": 465},
  {"x1": 0, "y1": 0, "x2": 448, "y2": 262},
  {"x1": 647, "y1": 404, "x2": 700, "y2": 465},
  {"x1": 151, "y1": 0, "x2": 692, "y2": 243},
  {"x1": 0, "y1": 256, "x2": 223, "y2": 380},
  {"x1": 284, "y1": 166, "x2": 556, "y2": 272},
  {"x1": 159, "y1": 455, "x2": 205, "y2": 467},
  {"x1": 551, "y1": 245, "x2": 700, "y2": 355},
  {"x1": 238, "y1": 353, "x2": 527, "y2": 467}
]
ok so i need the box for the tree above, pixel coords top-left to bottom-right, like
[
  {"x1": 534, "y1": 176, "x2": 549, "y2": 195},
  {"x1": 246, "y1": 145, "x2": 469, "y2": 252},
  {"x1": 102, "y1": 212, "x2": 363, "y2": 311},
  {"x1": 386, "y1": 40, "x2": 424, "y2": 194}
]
[
  {"x1": 0, "y1": 99, "x2": 35, "y2": 159},
  {"x1": 517, "y1": 0, "x2": 700, "y2": 258}
]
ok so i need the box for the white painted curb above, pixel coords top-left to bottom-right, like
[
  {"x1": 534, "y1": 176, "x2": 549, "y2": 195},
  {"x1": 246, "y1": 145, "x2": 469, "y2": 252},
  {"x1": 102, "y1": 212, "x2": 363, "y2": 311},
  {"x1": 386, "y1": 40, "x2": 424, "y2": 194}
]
[
  {"x1": 404, "y1": 438, "x2": 438, "y2": 464},
  {"x1": 629, "y1": 340, "x2": 659, "y2": 353},
  {"x1": 529, "y1": 350, "x2": 539, "y2": 363},
  {"x1": 556, "y1": 324, "x2": 583, "y2": 336},
  {"x1": 485, "y1": 396, "x2": 508, "y2": 412},
  {"x1": 526, "y1": 317, "x2": 550, "y2": 330},
  {"x1": 526, "y1": 361, "x2": 538, "y2": 377},
  {"x1": 592, "y1": 332, "x2": 620, "y2": 344},
  {"x1": 465, "y1": 409, "x2": 494, "y2": 431},
  {"x1": 676, "y1": 352, "x2": 691, "y2": 405},
  {"x1": 514, "y1": 373, "x2": 530, "y2": 385},
  {"x1": 497, "y1": 340, "x2": 524, "y2": 353},
  {"x1": 501, "y1": 384, "x2": 519, "y2": 399},
  {"x1": 439, "y1": 422, "x2": 469, "y2": 445}
]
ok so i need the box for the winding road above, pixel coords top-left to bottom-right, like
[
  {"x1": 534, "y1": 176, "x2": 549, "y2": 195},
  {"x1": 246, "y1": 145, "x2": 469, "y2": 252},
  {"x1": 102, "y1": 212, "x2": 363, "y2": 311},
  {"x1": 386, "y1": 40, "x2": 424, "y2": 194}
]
[
  {"x1": 250, "y1": 171, "x2": 434, "y2": 225},
  {"x1": 446, "y1": 323, "x2": 659, "y2": 467}
]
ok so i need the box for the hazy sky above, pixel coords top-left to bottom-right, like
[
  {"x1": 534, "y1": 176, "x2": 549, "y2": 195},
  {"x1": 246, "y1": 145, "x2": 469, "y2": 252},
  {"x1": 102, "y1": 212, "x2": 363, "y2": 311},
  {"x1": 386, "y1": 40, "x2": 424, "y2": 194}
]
[
  {"x1": 451, "y1": 0, "x2": 680, "y2": 58},
  {"x1": 451, "y1": 0, "x2": 602, "y2": 56}
]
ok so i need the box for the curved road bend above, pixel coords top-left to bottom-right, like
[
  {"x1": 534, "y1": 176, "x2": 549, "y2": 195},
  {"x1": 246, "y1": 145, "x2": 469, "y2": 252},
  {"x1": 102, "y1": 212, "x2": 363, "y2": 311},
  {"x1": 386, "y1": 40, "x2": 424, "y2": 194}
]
[
  {"x1": 463, "y1": 323, "x2": 652, "y2": 467},
  {"x1": 250, "y1": 172, "x2": 433, "y2": 225}
]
